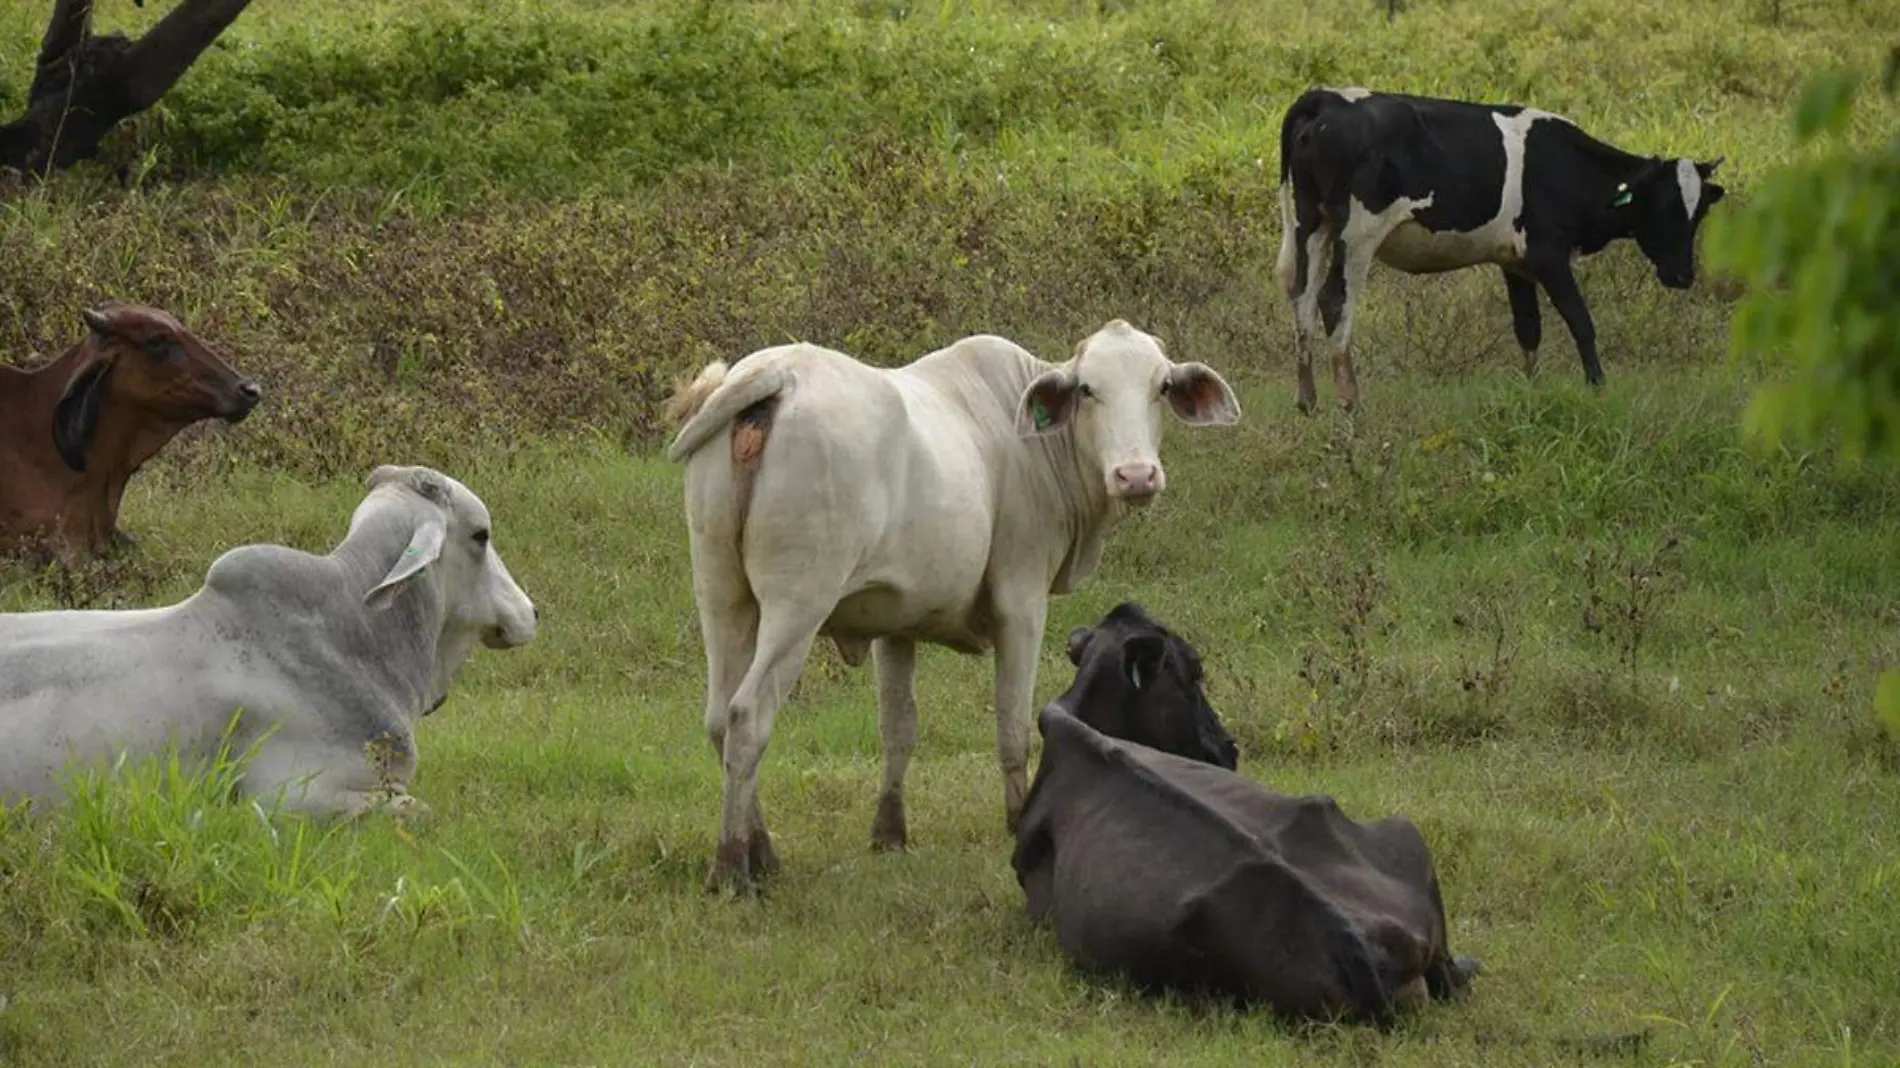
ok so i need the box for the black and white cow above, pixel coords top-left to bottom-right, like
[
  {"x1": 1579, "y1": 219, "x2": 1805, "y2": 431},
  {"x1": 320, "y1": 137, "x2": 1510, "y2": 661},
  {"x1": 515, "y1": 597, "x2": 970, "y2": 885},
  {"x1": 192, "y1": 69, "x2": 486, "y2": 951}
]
[{"x1": 1274, "y1": 86, "x2": 1727, "y2": 413}]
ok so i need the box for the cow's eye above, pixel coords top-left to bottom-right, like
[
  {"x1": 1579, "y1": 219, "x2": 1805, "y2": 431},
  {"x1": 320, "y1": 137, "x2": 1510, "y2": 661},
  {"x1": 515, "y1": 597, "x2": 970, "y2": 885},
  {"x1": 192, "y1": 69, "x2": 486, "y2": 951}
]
[
  {"x1": 472, "y1": 529, "x2": 490, "y2": 547},
  {"x1": 144, "y1": 338, "x2": 180, "y2": 362},
  {"x1": 1077, "y1": 382, "x2": 1096, "y2": 400},
  {"x1": 1158, "y1": 378, "x2": 1172, "y2": 396}
]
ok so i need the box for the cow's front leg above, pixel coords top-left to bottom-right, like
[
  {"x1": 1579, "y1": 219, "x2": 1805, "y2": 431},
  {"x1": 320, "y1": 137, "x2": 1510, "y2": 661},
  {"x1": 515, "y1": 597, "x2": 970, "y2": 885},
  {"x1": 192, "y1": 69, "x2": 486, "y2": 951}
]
[
  {"x1": 992, "y1": 598, "x2": 1049, "y2": 833},
  {"x1": 870, "y1": 635, "x2": 918, "y2": 852},
  {"x1": 1502, "y1": 268, "x2": 1543, "y2": 377},
  {"x1": 1531, "y1": 257, "x2": 1604, "y2": 388}
]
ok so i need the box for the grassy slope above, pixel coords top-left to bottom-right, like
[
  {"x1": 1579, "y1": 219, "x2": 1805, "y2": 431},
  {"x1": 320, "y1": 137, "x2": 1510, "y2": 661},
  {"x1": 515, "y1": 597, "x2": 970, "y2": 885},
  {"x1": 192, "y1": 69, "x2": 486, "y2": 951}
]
[{"x1": 3, "y1": 1, "x2": 1900, "y2": 1066}]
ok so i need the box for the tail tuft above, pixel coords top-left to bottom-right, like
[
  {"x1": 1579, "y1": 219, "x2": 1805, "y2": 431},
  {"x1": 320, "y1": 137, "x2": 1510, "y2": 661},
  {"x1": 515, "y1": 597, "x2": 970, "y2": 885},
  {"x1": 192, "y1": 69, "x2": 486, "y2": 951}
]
[{"x1": 665, "y1": 361, "x2": 730, "y2": 428}]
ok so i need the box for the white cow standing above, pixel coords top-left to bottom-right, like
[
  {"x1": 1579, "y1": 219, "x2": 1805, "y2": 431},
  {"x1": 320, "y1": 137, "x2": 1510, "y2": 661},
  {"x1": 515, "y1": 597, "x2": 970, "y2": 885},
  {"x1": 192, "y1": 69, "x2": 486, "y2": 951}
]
[
  {"x1": 0, "y1": 465, "x2": 538, "y2": 818},
  {"x1": 666, "y1": 320, "x2": 1241, "y2": 892}
]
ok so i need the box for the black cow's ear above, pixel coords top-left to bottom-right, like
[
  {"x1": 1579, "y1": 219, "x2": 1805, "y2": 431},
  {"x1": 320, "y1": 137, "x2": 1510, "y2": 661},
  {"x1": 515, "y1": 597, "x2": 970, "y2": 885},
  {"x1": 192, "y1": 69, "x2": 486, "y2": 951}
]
[
  {"x1": 53, "y1": 359, "x2": 115, "y2": 473},
  {"x1": 1066, "y1": 626, "x2": 1093, "y2": 666},
  {"x1": 1122, "y1": 634, "x2": 1166, "y2": 691}
]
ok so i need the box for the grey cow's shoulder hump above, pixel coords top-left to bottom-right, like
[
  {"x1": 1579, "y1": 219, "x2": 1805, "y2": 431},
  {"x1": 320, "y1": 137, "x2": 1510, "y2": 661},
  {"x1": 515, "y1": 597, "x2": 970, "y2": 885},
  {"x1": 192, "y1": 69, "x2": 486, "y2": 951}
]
[{"x1": 202, "y1": 544, "x2": 344, "y2": 612}]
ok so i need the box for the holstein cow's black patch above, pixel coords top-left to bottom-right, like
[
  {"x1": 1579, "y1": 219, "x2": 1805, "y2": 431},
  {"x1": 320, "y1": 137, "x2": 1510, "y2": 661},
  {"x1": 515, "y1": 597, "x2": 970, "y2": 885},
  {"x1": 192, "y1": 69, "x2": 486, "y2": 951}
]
[
  {"x1": 1274, "y1": 86, "x2": 1726, "y2": 414},
  {"x1": 1012, "y1": 602, "x2": 1478, "y2": 1026}
]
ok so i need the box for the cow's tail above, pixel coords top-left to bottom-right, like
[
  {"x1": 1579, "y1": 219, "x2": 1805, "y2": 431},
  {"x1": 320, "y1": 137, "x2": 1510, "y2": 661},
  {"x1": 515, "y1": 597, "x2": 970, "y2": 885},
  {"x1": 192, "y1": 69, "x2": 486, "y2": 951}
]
[
  {"x1": 1275, "y1": 90, "x2": 1330, "y2": 299},
  {"x1": 1277, "y1": 88, "x2": 1332, "y2": 186},
  {"x1": 664, "y1": 361, "x2": 790, "y2": 463}
]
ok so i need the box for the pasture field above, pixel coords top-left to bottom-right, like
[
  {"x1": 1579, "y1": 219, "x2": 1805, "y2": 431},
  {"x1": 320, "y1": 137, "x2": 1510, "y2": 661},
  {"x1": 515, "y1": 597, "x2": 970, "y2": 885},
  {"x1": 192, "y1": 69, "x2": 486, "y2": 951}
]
[{"x1": 4, "y1": 0, "x2": 1900, "y2": 1065}]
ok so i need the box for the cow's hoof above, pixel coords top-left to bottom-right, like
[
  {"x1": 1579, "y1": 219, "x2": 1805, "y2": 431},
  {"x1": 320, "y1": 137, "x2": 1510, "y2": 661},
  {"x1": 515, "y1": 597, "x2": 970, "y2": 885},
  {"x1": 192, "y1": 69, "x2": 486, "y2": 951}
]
[
  {"x1": 1452, "y1": 956, "x2": 1483, "y2": 982},
  {"x1": 706, "y1": 840, "x2": 759, "y2": 896},
  {"x1": 110, "y1": 530, "x2": 139, "y2": 555},
  {"x1": 1296, "y1": 398, "x2": 1317, "y2": 417},
  {"x1": 749, "y1": 831, "x2": 781, "y2": 877},
  {"x1": 870, "y1": 794, "x2": 908, "y2": 853}
]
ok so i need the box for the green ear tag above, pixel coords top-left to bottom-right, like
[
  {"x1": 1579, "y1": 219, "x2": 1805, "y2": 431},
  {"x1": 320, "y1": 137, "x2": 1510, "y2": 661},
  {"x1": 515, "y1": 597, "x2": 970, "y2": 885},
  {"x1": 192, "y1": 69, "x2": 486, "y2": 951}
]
[
  {"x1": 1611, "y1": 184, "x2": 1634, "y2": 208},
  {"x1": 1032, "y1": 398, "x2": 1053, "y2": 431}
]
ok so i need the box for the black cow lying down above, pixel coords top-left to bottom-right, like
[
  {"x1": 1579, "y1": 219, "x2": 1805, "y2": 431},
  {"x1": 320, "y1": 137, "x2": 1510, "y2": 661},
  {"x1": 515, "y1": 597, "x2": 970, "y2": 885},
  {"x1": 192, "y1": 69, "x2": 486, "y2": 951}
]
[{"x1": 1012, "y1": 603, "x2": 1478, "y2": 1026}]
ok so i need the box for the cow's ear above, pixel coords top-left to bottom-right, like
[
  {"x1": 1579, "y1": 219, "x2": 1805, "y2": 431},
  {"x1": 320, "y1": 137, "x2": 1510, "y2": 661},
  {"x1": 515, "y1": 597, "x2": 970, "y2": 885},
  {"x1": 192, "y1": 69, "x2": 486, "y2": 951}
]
[
  {"x1": 1017, "y1": 370, "x2": 1079, "y2": 437},
  {"x1": 1066, "y1": 625, "x2": 1094, "y2": 666},
  {"x1": 81, "y1": 306, "x2": 114, "y2": 337},
  {"x1": 365, "y1": 518, "x2": 447, "y2": 609},
  {"x1": 1703, "y1": 182, "x2": 1726, "y2": 209},
  {"x1": 52, "y1": 357, "x2": 116, "y2": 473},
  {"x1": 1697, "y1": 156, "x2": 1725, "y2": 178},
  {"x1": 1163, "y1": 362, "x2": 1241, "y2": 426},
  {"x1": 1123, "y1": 634, "x2": 1167, "y2": 692}
]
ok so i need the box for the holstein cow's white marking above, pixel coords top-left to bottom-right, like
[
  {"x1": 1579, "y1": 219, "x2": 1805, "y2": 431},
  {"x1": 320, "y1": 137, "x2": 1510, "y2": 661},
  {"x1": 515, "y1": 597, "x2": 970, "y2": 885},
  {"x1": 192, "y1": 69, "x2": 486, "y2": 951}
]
[
  {"x1": 1275, "y1": 87, "x2": 1727, "y2": 413},
  {"x1": 0, "y1": 466, "x2": 537, "y2": 819},
  {"x1": 1676, "y1": 158, "x2": 1704, "y2": 219},
  {"x1": 665, "y1": 321, "x2": 1240, "y2": 892}
]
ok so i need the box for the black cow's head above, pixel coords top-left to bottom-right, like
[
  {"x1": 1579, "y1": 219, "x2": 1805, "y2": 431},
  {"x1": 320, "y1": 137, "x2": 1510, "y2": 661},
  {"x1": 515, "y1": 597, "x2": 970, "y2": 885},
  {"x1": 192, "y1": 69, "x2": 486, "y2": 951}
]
[
  {"x1": 1613, "y1": 156, "x2": 1726, "y2": 290},
  {"x1": 1045, "y1": 602, "x2": 1239, "y2": 769}
]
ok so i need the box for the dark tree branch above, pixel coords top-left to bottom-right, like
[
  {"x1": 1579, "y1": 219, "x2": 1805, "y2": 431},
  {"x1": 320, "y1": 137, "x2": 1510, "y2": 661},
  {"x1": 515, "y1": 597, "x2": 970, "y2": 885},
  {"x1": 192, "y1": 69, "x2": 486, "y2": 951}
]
[
  {"x1": 122, "y1": 0, "x2": 255, "y2": 111},
  {"x1": 0, "y1": 0, "x2": 254, "y2": 178}
]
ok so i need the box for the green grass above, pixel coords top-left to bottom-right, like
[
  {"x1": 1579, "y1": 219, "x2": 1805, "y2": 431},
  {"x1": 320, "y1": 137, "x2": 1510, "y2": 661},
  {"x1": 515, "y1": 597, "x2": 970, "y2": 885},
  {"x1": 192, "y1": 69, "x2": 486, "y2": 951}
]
[{"x1": 4, "y1": 0, "x2": 1900, "y2": 1063}]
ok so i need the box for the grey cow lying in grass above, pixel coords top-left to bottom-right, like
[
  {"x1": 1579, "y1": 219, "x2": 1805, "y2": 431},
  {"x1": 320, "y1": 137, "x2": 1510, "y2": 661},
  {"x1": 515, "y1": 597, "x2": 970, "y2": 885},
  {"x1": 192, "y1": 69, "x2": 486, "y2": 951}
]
[
  {"x1": 1012, "y1": 602, "x2": 1480, "y2": 1026},
  {"x1": 0, "y1": 465, "x2": 538, "y2": 820}
]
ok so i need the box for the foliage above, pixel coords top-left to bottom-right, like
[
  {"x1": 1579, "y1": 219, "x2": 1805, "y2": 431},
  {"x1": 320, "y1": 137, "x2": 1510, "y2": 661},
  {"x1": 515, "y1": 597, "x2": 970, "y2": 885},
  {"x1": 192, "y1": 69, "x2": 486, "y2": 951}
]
[{"x1": 1707, "y1": 52, "x2": 1900, "y2": 463}]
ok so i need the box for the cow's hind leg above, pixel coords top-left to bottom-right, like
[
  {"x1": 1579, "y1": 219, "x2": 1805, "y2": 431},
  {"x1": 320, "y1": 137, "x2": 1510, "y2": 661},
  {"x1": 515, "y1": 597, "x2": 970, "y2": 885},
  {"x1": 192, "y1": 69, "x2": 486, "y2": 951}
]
[
  {"x1": 697, "y1": 579, "x2": 773, "y2": 878},
  {"x1": 1318, "y1": 231, "x2": 1355, "y2": 412},
  {"x1": 709, "y1": 599, "x2": 828, "y2": 894},
  {"x1": 870, "y1": 635, "x2": 918, "y2": 852},
  {"x1": 1502, "y1": 268, "x2": 1543, "y2": 377},
  {"x1": 1292, "y1": 222, "x2": 1334, "y2": 417}
]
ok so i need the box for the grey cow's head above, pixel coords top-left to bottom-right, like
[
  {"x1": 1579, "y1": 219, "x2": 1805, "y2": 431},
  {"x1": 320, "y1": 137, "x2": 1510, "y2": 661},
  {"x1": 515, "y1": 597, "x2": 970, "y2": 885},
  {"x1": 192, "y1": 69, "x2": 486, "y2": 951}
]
[
  {"x1": 1046, "y1": 602, "x2": 1238, "y2": 770},
  {"x1": 355, "y1": 465, "x2": 538, "y2": 706},
  {"x1": 1015, "y1": 320, "x2": 1241, "y2": 506},
  {"x1": 1615, "y1": 156, "x2": 1727, "y2": 290}
]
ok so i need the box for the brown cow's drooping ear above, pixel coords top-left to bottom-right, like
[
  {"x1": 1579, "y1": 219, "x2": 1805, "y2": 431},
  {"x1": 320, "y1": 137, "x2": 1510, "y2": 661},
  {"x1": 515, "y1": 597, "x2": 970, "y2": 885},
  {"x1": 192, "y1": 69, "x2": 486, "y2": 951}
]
[
  {"x1": 53, "y1": 359, "x2": 115, "y2": 473},
  {"x1": 1016, "y1": 370, "x2": 1080, "y2": 438},
  {"x1": 1163, "y1": 363, "x2": 1242, "y2": 426}
]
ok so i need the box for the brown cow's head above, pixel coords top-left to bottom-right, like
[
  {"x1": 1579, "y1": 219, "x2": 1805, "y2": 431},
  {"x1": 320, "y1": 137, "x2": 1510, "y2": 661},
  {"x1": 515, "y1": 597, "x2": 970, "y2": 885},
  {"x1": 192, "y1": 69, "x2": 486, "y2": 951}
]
[{"x1": 54, "y1": 303, "x2": 263, "y2": 472}]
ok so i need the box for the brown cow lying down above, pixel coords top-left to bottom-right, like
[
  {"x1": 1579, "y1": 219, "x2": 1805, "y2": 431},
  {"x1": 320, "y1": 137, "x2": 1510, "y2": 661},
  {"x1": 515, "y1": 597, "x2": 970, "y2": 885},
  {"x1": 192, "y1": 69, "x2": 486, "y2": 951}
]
[
  {"x1": 0, "y1": 302, "x2": 260, "y2": 561},
  {"x1": 1011, "y1": 603, "x2": 1479, "y2": 1026}
]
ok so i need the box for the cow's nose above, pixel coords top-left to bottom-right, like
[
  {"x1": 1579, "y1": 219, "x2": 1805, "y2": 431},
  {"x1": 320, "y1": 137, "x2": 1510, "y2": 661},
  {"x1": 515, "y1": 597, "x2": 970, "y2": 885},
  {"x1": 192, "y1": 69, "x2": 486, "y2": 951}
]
[
  {"x1": 1113, "y1": 463, "x2": 1160, "y2": 501},
  {"x1": 236, "y1": 379, "x2": 262, "y2": 406}
]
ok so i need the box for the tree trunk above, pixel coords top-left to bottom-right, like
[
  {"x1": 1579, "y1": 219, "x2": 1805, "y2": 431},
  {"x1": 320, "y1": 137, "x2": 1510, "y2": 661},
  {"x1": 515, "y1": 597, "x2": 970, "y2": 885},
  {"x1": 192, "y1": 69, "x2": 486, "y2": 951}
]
[{"x1": 0, "y1": 0, "x2": 255, "y2": 177}]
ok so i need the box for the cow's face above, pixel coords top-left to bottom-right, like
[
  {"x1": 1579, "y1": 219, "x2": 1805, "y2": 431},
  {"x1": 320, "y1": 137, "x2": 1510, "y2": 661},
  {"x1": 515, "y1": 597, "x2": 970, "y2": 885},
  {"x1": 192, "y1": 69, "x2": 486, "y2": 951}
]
[
  {"x1": 53, "y1": 303, "x2": 262, "y2": 473},
  {"x1": 1015, "y1": 320, "x2": 1240, "y2": 507},
  {"x1": 1620, "y1": 157, "x2": 1726, "y2": 290},
  {"x1": 1047, "y1": 602, "x2": 1238, "y2": 769},
  {"x1": 359, "y1": 467, "x2": 539, "y2": 704}
]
